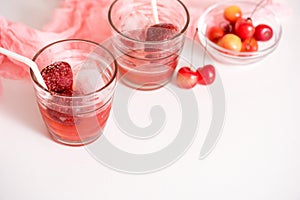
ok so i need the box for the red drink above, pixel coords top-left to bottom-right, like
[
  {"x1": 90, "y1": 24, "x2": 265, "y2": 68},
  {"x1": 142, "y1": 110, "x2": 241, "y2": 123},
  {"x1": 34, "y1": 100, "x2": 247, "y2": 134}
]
[
  {"x1": 108, "y1": 0, "x2": 190, "y2": 90},
  {"x1": 38, "y1": 99, "x2": 112, "y2": 145},
  {"x1": 117, "y1": 48, "x2": 179, "y2": 89},
  {"x1": 31, "y1": 39, "x2": 117, "y2": 146},
  {"x1": 112, "y1": 29, "x2": 183, "y2": 90}
]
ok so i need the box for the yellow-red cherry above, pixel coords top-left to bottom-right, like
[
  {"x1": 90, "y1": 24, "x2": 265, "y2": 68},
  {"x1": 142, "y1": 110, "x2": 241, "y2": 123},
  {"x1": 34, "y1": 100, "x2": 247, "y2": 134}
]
[
  {"x1": 197, "y1": 64, "x2": 216, "y2": 85},
  {"x1": 207, "y1": 26, "x2": 225, "y2": 43},
  {"x1": 219, "y1": 33, "x2": 242, "y2": 52},
  {"x1": 224, "y1": 5, "x2": 242, "y2": 23},
  {"x1": 176, "y1": 67, "x2": 199, "y2": 89},
  {"x1": 241, "y1": 38, "x2": 258, "y2": 52}
]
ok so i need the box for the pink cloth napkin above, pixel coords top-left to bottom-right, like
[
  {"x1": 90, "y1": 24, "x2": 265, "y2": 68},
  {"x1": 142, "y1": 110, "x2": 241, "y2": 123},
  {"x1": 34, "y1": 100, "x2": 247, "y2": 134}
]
[
  {"x1": 0, "y1": 0, "x2": 289, "y2": 96},
  {"x1": 0, "y1": 0, "x2": 112, "y2": 78},
  {"x1": 0, "y1": 0, "x2": 112, "y2": 95}
]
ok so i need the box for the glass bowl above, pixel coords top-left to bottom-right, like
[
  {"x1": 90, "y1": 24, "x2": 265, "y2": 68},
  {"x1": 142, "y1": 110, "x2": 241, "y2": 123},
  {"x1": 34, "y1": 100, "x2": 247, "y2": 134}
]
[{"x1": 197, "y1": 1, "x2": 282, "y2": 65}]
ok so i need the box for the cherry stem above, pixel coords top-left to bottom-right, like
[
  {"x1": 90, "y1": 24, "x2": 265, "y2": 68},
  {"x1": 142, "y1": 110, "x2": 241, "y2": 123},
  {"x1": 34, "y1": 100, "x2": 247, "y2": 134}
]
[
  {"x1": 190, "y1": 28, "x2": 208, "y2": 68},
  {"x1": 190, "y1": 28, "x2": 198, "y2": 70},
  {"x1": 203, "y1": 34, "x2": 208, "y2": 67},
  {"x1": 250, "y1": 0, "x2": 268, "y2": 18}
]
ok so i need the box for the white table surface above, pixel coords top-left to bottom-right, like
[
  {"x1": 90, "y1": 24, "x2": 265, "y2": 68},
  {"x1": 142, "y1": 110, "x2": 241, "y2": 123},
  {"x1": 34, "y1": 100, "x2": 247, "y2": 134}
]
[{"x1": 0, "y1": 0, "x2": 300, "y2": 199}]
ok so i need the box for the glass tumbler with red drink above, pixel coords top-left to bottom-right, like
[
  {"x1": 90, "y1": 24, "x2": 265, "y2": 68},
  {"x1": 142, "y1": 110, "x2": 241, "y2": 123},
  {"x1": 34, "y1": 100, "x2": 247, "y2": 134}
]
[
  {"x1": 108, "y1": 0, "x2": 190, "y2": 90},
  {"x1": 30, "y1": 39, "x2": 117, "y2": 146}
]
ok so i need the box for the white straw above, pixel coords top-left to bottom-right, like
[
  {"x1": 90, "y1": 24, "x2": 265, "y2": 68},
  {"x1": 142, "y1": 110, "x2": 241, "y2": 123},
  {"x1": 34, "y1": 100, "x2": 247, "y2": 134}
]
[
  {"x1": 151, "y1": 0, "x2": 160, "y2": 24},
  {"x1": 0, "y1": 47, "x2": 47, "y2": 89}
]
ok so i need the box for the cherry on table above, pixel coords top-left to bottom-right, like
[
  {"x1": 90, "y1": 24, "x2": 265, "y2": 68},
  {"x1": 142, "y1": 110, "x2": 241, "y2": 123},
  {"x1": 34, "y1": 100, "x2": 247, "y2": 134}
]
[
  {"x1": 197, "y1": 64, "x2": 216, "y2": 85},
  {"x1": 176, "y1": 67, "x2": 199, "y2": 89},
  {"x1": 176, "y1": 28, "x2": 216, "y2": 89}
]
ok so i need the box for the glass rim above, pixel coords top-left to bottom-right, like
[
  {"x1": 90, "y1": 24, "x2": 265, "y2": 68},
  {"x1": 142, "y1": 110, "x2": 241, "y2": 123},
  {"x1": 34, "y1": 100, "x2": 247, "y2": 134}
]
[
  {"x1": 108, "y1": 0, "x2": 190, "y2": 43},
  {"x1": 30, "y1": 38, "x2": 118, "y2": 98}
]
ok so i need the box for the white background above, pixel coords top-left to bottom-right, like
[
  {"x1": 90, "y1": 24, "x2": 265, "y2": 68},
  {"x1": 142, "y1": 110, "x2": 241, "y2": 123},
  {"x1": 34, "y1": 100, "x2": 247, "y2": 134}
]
[{"x1": 0, "y1": 0, "x2": 300, "y2": 199}]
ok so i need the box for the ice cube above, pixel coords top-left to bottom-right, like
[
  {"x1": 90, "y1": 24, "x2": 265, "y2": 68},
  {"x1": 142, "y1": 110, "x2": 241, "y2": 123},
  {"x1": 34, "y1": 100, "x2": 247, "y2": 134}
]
[{"x1": 73, "y1": 59, "x2": 106, "y2": 94}]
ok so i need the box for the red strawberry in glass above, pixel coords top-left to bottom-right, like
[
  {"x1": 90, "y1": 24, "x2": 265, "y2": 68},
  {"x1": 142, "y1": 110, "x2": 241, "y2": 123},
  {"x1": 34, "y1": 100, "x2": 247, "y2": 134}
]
[
  {"x1": 116, "y1": 22, "x2": 182, "y2": 90},
  {"x1": 146, "y1": 23, "x2": 179, "y2": 41},
  {"x1": 108, "y1": 0, "x2": 189, "y2": 90},
  {"x1": 41, "y1": 61, "x2": 73, "y2": 95},
  {"x1": 31, "y1": 39, "x2": 118, "y2": 146}
]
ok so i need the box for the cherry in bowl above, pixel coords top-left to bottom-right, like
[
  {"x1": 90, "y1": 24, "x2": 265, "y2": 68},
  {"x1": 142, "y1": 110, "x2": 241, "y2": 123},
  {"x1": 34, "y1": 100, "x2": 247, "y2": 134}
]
[{"x1": 197, "y1": 1, "x2": 282, "y2": 65}]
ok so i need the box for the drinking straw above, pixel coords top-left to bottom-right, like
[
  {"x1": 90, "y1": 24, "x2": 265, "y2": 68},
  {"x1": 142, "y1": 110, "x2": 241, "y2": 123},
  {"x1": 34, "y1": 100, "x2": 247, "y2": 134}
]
[
  {"x1": 0, "y1": 47, "x2": 47, "y2": 89},
  {"x1": 151, "y1": 0, "x2": 160, "y2": 24}
]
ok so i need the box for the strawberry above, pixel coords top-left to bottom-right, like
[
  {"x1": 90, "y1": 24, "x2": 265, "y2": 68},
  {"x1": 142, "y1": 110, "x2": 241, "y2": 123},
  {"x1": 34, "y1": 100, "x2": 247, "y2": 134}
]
[
  {"x1": 146, "y1": 23, "x2": 179, "y2": 41},
  {"x1": 41, "y1": 61, "x2": 73, "y2": 95}
]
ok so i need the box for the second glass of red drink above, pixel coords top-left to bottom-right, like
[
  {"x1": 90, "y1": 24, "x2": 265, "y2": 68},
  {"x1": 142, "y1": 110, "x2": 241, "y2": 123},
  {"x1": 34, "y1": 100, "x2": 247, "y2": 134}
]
[{"x1": 108, "y1": 0, "x2": 190, "y2": 90}]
